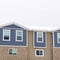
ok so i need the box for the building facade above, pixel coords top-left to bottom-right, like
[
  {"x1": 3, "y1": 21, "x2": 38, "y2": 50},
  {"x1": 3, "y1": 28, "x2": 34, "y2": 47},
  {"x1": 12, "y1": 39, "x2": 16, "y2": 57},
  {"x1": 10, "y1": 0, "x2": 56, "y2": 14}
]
[
  {"x1": 53, "y1": 30, "x2": 60, "y2": 60},
  {"x1": 0, "y1": 23, "x2": 59, "y2": 60}
]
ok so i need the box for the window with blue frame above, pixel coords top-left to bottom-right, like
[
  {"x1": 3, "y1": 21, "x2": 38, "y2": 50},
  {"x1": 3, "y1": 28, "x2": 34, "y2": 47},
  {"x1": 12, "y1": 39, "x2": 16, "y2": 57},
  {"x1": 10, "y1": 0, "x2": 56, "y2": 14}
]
[
  {"x1": 16, "y1": 30, "x2": 23, "y2": 42},
  {"x1": 35, "y1": 49, "x2": 44, "y2": 57},
  {"x1": 37, "y1": 32, "x2": 43, "y2": 43},
  {"x1": 57, "y1": 33, "x2": 60, "y2": 43},
  {"x1": 3, "y1": 30, "x2": 10, "y2": 41}
]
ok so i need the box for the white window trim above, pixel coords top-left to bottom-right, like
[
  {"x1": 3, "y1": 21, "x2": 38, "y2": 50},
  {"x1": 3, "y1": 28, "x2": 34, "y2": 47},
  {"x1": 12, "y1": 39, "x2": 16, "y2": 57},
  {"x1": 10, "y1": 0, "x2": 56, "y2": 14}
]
[
  {"x1": 8, "y1": 48, "x2": 17, "y2": 55},
  {"x1": 57, "y1": 33, "x2": 60, "y2": 43},
  {"x1": 3, "y1": 29, "x2": 10, "y2": 41},
  {"x1": 16, "y1": 30, "x2": 23, "y2": 42},
  {"x1": 53, "y1": 32, "x2": 55, "y2": 48},
  {"x1": 37, "y1": 32, "x2": 43, "y2": 43},
  {"x1": 35, "y1": 49, "x2": 44, "y2": 57}
]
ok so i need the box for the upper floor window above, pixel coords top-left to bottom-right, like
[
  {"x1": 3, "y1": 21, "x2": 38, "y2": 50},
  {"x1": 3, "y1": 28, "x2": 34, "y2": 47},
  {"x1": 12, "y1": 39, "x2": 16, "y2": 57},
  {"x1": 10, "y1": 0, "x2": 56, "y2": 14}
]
[
  {"x1": 37, "y1": 32, "x2": 43, "y2": 43},
  {"x1": 35, "y1": 49, "x2": 44, "y2": 57},
  {"x1": 16, "y1": 30, "x2": 23, "y2": 42},
  {"x1": 3, "y1": 29, "x2": 10, "y2": 41},
  {"x1": 57, "y1": 33, "x2": 60, "y2": 43}
]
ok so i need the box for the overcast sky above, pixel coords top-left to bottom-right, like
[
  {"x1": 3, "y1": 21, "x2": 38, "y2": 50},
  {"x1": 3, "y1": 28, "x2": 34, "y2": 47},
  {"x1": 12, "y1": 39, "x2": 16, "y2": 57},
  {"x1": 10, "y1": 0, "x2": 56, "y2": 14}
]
[{"x1": 0, "y1": 0, "x2": 60, "y2": 28}]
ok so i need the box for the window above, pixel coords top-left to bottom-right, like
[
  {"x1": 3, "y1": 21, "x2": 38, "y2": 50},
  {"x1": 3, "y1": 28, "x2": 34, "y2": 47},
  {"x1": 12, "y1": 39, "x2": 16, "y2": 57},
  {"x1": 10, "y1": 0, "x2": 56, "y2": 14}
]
[
  {"x1": 35, "y1": 49, "x2": 44, "y2": 57},
  {"x1": 37, "y1": 32, "x2": 43, "y2": 43},
  {"x1": 16, "y1": 30, "x2": 23, "y2": 42},
  {"x1": 9, "y1": 48, "x2": 17, "y2": 55},
  {"x1": 3, "y1": 30, "x2": 10, "y2": 41},
  {"x1": 57, "y1": 33, "x2": 60, "y2": 43}
]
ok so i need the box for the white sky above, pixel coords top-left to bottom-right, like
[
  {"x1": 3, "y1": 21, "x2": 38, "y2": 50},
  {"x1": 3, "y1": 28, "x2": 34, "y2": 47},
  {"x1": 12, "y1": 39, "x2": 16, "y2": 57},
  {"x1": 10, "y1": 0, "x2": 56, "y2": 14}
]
[{"x1": 0, "y1": 0, "x2": 60, "y2": 30}]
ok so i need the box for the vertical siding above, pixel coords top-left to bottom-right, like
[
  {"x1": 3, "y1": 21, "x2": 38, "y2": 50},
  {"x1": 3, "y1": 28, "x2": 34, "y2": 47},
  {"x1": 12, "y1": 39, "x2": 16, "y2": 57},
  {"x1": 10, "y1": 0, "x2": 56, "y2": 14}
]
[
  {"x1": 53, "y1": 48, "x2": 60, "y2": 60},
  {"x1": 53, "y1": 31, "x2": 60, "y2": 60},
  {"x1": 28, "y1": 31, "x2": 53, "y2": 60},
  {"x1": 0, "y1": 46, "x2": 28, "y2": 60}
]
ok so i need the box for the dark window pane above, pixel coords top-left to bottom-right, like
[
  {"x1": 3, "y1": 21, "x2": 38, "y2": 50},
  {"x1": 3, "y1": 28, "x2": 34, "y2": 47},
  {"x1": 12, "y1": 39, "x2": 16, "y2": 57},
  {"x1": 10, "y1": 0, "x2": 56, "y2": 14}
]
[
  {"x1": 39, "y1": 51, "x2": 43, "y2": 55},
  {"x1": 36, "y1": 50, "x2": 43, "y2": 56},
  {"x1": 9, "y1": 49, "x2": 16, "y2": 55},
  {"x1": 36, "y1": 50, "x2": 39, "y2": 55},
  {"x1": 9, "y1": 49, "x2": 12, "y2": 55},
  {"x1": 59, "y1": 38, "x2": 60, "y2": 42},
  {"x1": 13, "y1": 53, "x2": 16, "y2": 55},
  {"x1": 38, "y1": 38, "x2": 42, "y2": 41},
  {"x1": 17, "y1": 36, "x2": 22, "y2": 40},
  {"x1": 4, "y1": 36, "x2": 9, "y2": 40},
  {"x1": 9, "y1": 52, "x2": 12, "y2": 55}
]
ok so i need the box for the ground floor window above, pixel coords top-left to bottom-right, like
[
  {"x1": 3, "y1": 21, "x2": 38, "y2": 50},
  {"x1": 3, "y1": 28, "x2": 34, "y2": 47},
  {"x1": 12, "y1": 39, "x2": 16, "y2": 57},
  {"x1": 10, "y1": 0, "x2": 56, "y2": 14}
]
[
  {"x1": 8, "y1": 48, "x2": 17, "y2": 55},
  {"x1": 35, "y1": 49, "x2": 44, "y2": 57}
]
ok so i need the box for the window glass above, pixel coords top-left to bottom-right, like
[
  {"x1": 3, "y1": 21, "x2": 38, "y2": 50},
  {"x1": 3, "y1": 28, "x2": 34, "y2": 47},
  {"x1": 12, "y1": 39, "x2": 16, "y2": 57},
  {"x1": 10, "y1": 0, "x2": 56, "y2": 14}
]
[
  {"x1": 35, "y1": 49, "x2": 44, "y2": 57},
  {"x1": 16, "y1": 30, "x2": 23, "y2": 41},
  {"x1": 57, "y1": 33, "x2": 60, "y2": 43},
  {"x1": 37, "y1": 32, "x2": 43, "y2": 42},
  {"x1": 3, "y1": 30, "x2": 10, "y2": 41},
  {"x1": 36, "y1": 50, "x2": 39, "y2": 55},
  {"x1": 9, "y1": 49, "x2": 12, "y2": 54},
  {"x1": 9, "y1": 48, "x2": 17, "y2": 55}
]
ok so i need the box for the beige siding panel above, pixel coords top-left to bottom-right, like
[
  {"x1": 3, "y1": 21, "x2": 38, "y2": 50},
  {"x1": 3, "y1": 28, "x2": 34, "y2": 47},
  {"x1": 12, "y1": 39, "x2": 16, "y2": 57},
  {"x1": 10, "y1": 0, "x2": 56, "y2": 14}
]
[
  {"x1": 53, "y1": 48, "x2": 60, "y2": 60},
  {"x1": 28, "y1": 31, "x2": 53, "y2": 60},
  {"x1": 0, "y1": 47, "x2": 28, "y2": 60}
]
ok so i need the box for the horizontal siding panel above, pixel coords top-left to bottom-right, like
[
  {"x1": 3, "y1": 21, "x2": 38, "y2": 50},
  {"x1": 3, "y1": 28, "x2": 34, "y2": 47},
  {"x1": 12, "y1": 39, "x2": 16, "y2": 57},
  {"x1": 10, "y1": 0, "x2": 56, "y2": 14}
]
[{"x1": 0, "y1": 26, "x2": 27, "y2": 46}]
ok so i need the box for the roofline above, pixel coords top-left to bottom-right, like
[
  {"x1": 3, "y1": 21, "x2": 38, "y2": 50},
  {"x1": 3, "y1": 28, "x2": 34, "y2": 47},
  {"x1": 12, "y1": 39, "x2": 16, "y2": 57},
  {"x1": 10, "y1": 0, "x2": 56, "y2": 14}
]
[
  {"x1": 0, "y1": 22, "x2": 30, "y2": 30},
  {"x1": 0, "y1": 22, "x2": 59, "y2": 32},
  {"x1": 29, "y1": 29, "x2": 55, "y2": 32}
]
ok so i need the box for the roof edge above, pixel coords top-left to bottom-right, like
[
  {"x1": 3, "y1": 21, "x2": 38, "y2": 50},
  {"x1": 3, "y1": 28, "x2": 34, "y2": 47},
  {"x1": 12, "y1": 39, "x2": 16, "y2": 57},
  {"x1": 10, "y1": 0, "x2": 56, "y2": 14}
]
[{"x1": 0, "y1": 22, "x2": 30, "y2": 30}]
